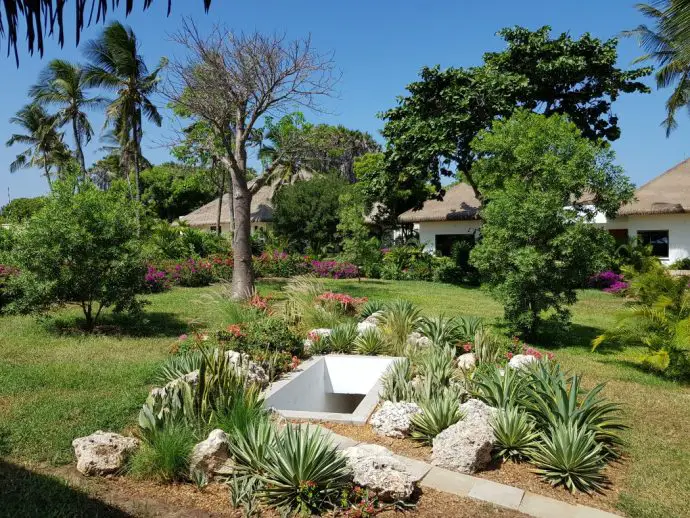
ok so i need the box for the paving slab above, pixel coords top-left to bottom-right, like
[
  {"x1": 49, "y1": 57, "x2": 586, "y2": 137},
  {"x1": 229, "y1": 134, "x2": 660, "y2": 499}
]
[
  {"x1": 574, "y1": 505, "x2": 622, "y2": 518},
  {"x1": 316, "y1": 427, "x2": 360, "y2": 450},
  {"x1": 391, "y1": 453, "x2": 432, "y2": 481},
  {"x1": 419, "y1": 466, "x2": 475, "y2": 497},
  {"x1": 469, "y1": 478, "x2": 525, "y2": 510},
  {"x1": 519, "y1": 492, "x2": 578, "y2": 518}
]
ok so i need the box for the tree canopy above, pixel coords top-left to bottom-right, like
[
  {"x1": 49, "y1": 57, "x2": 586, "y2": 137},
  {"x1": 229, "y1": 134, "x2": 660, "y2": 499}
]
[
  {"x1": 469, "y1": 110, "x2": 635, "y2": 337},
  {"x1": 377, "y1": 26, "x2": 650, "y2": 215}
]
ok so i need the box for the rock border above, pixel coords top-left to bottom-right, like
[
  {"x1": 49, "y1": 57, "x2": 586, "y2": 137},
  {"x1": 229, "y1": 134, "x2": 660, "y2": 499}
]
[{"x1": 316, "y1": 426, "x2": 621, "y2": 518}]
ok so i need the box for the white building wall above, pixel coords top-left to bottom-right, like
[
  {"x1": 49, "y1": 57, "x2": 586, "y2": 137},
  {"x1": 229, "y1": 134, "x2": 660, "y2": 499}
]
[
  {"x1": 600, "y1": 213, "x2": 690, "y2": 265},
  {"x1": 187, "y1": 221, "x2": 272, "y2": 235},
  {"x1": 416, "y1": 220, "x2": 483, "y2": 253}
]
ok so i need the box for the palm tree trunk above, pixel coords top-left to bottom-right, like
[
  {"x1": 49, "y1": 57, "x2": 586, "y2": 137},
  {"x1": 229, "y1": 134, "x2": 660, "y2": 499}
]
[
  {"x1": 132, "y1": 114, "x2": 142, "y2": 235},
  {"x1": 43, "y1": 158, "x2": 53, "y2": 191},
  {"x1": 72, "y1": 117, "x2": 87, "y2": 179}
]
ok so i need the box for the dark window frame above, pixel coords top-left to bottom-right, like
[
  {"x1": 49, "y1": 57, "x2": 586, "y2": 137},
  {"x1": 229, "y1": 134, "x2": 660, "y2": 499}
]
[
  {"x1": 434, "y1": 234, "x2": 475, "y2": 257},
  {"x1": 637, "y1": 230, "x2": 669, "y2": 258}
]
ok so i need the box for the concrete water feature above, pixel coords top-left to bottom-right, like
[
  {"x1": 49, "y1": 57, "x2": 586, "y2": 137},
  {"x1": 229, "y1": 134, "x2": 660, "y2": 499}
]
[{"x1": 264, "y1": 355, "x2": 401, "y2": 424}]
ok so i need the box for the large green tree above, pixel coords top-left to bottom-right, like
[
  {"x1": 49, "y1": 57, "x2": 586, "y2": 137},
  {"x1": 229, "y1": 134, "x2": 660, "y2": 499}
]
[
  {"x1": 140, "y1": 163, "x2": 216, "y2": 222},
  {"x1": 5, "y1": 103, "x2": 70, "y2": 189},
  {"x1": 0, "y1": 196, "x2": 47, "y2": 223},
  {"x1": 272, "y1": 175, "x2": 347, "y2": 254},
  {"x1": 29, "y1": 59, "x2": 101, "y2": 175},
  {"x1": 625, "y1": 2, "x2": 690, "y2": 134},
  {"x1": 378, "y1": 26, "x2": 650, "y2": 214},
  {"x1": 84, "y1": 21, "x2": 165, "y2": 214},
  {"x1": 469, "y1": 110, "x2": 635, "y2": 337}
]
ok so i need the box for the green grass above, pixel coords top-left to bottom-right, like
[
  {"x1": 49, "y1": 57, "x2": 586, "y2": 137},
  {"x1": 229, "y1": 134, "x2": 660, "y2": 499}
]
[{"x1": 0, "y1": 280, "x2": 689, "y2": 517}]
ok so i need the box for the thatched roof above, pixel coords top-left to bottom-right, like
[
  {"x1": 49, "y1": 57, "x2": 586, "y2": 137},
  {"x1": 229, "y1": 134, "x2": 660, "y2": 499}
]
[
  {"x1": 179, "y1": 170, "x2": 312, "y2": 226},
  {"x1": 398, "y1": 183, "x2": 480, "y2": 223},
  {"x1": 618, "y1": 158, "x2": 690, "y2": 216}
]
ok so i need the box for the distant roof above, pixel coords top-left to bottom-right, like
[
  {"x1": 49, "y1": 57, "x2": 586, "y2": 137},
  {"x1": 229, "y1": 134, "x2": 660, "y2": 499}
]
[
  {"x1": 619, "y1": 158, "x2": 690, "y2": 216},
  {"x1": 179, "y1": 170, "x2": 312, "y2": 226},
  {"x1": 398, "y1": 183, "x2": 480, "y2": 223}
]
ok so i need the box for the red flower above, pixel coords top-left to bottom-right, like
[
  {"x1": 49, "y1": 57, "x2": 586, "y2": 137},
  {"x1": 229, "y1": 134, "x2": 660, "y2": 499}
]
[
  {"x1": 506, "y1": 352, "x2": 514, "y2": 359},
  {"x1": 462, "y1": 342, "x2": 472, "y2": 353}
]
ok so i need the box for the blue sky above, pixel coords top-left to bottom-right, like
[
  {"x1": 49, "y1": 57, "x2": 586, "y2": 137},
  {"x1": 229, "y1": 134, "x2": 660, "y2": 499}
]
[{"x1": 0, "y1": 0, "x2": 688, "y2": 203}]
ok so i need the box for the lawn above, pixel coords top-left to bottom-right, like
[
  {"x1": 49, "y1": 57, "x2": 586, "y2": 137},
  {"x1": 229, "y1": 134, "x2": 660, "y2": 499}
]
[{"x1": 0, "y1": 280, "x2": 689, "y2": 518}]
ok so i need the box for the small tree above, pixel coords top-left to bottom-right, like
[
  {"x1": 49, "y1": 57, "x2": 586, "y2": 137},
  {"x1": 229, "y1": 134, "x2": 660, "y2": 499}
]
[
  {"x1": 469, "y1": 111, "x2": 634, "y2": 337},
  {"x1": 337, "y1": 184, "x2": 381, "y2": 276},
  {"x1": 11, "y1": 176, "x2": 145, "y2": 329},
  {"x1": 272, "y1": 175, "x2": 346, "y2": 254}
]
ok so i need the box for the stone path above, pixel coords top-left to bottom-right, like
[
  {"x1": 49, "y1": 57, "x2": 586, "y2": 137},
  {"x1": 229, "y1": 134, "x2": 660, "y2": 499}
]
[{"x1": 317, "y1": 426, "x2": 621, "y2": 518}]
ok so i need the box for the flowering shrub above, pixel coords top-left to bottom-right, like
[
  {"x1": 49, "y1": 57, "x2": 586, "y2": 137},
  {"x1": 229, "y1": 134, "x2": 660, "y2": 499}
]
[
  {"x1": 151, "y1": 258, "x2": 215, "y2": 288},
  {"x1": 144, "y1": 266, "x2": 172, "y2": 293},
  {"x1": 209, "y1": 255, "x2": 234, "y2": 281},
  {"x1": 311, "y1": 260, "x2": 359, "y2": 279},
  {"x1": 248, "y1": 293, "x2": 270, "y2": 313},
  {"x1": 588, "y1": 270, "x2": 625, "y2": 290},
  {"x1": 316, "y1": 291, "x2": 367, "y2": 315},
  {"x1": 603, "y1": 280, "x2": 629, "y2": 294},
  {"x1": 340, "y1": 486, "x2": 383, "y2": 518}
]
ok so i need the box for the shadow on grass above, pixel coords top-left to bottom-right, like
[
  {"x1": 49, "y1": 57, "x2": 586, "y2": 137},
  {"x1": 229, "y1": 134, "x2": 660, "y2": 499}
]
[
  {"x1": 0, "y1": 460, "x2": 131, "y2": 518},
  {"x1": 529, "y1": 322, "x2": 626, "y2": 355},
  {"x1": 42, "y1": 311, "x2": 190, "y2": 338}
]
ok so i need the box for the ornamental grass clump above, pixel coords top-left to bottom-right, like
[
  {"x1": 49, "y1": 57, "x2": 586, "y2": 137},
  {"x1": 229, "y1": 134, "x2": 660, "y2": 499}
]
[
  {"x1": 377, "y1": 299, "x2": 422, "y2": 354},
  {"x1": 128, "y1": 422, "x2": 197, "y2": 483}
]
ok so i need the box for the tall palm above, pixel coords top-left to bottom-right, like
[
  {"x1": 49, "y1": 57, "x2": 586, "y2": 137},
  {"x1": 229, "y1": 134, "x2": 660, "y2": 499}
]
[
  {"x1": 625, "y1": 2, "x2": 690, "y2": 134},
  {"x1": 29, "y1": 60, "x2": 102, "y2": 174},
  {"x1": 83, "y1": 21, "x2": 165, "y2": 209},
  {"x1": 6, "y1": 103, "x2": 70, "y2": 189}
]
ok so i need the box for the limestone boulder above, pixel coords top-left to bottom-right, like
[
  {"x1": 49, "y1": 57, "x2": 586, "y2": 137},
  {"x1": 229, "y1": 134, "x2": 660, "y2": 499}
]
[
  {"x1": 343, "y1": 444, "x2": 420, "y2": 501},
  {"x1": 357, "y1": 320, "x2": 378, "y2": 334},
  {"x1": 189, "y1": 429, "x2": 233, "y2": 479},
  {"x1": 456, "y1": 353, "x2": 476, "y2": 370},
  {"x1": 431, "y1": 399, "x2": 496, "y2": 474},
  {"x1": 406, "y1": 332, "x2": 432, "y2": 348},
  {"x1": 225, "y1": 350, "x2": 269, "y2": 388},
  {"x1": 508, "y1": 354, "x2": 537, "y2": 371},
  {"x1": 72, "y1": 431, "x2": 139, "y2": 476},
  {"x1": 369, "y1": 401, "x2": 422, "y2": 438}
]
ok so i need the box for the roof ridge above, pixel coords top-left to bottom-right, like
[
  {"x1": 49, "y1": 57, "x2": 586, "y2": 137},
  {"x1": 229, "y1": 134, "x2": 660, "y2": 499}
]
[{"x1": 634, "y1": 157, "x2": 690, "y2": 193}]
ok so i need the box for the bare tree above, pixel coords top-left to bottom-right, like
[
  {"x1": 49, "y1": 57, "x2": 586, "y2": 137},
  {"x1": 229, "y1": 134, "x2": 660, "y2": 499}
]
[{"x1": 167, "y1": 21, "x2": 337, "y2": 298}]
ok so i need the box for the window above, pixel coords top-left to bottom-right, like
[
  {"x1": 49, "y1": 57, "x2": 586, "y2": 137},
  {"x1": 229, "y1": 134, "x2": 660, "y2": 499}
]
[
  {"x1": 210, "y1": 226, "x2": 217, "y2": 232},
  {"x1": 434, "y1": 234, "x2": 475, "y2": 257},
  {"x1": 637, "y1": 230, "x2": 669, "y2": 258}
]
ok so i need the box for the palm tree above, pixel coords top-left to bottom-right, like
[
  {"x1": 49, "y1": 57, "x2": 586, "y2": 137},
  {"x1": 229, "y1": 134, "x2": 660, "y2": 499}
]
[
  {"x1": 83, "y1": 21, "x2": 165, "y2": 211},
  {"x1": 6, "y1": 103, "x2": 70, "y2": 189},
  {"x1": 625, "y1": 2, "x2": 690, "y2": 134},
  {"x1": 29, "y1": 60, "x2": 102, "y2": 175}
]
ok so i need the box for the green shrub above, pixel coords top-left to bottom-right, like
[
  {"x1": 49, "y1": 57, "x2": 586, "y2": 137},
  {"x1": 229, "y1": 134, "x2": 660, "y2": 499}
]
[
  {"x1": 144, "y1": 222, "x2": 231, "y2": 260},
  {"x1": 242, "y1": 317, "x2": 303, "y2": 357},
  {"x1": 354, "y1": 328, "x2": 388, "y2": 355},
  {"x1": 669, "y1": 257, "x2": 690, "y2": 270},
  {"x1": 418, "y1": 315, "x2": 462, "y2": 348},
  {"x1": 490, "y1": 405, "x2": 540, "y2": 462},
  {"x1": 326, "y1": 323, "x2": 359, "y2": 353},
  {"x1": 129, "y1": 423, "x2": 197, "y2": 483},
  {"x1": 410, "y1": 391, "x2": 464, "y2": 444},
  {"x1": 256, "y1": 425, "x2": 351, "y2": 515},
  {"x1": 530, "y1": 421, "x2": 607, "y2": 494}
]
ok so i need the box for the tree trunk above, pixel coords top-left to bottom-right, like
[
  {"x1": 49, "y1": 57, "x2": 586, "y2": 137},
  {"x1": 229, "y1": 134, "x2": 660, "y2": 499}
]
[
  {"x1": 72, "y1": 117, "x2": 87, "y2": 179},
  {"x1": 132, "y1": 114, "x2": 142, "y2": 235},
  {"x1": 230, "y1": 172, "x2": 254, "y2": 299},
  {"x1": 43, "y1": 160, "x2": 53, "y2": 191},
  {"x1": 216, "y1": 168, "x2": 224, "y2": 236}
]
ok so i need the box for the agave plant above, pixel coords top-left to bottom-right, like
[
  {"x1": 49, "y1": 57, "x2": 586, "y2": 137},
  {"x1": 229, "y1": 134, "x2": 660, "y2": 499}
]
[
  {"x1": 377, "y1": 299, "x2": 422, "y2": 354},
  {"x1": 410, "y1": 391, "x2": 464, "y2": 444},
  {"x1": 490, "y1": 405, "x2": 541, "y2": 462},
  {"x1": 257, "y1": 424, "x2": 351, "y2": 515},
  {"x1": 354, "y1": 328, "x2": 389, "y2": 356},
  {"x1": 155, "y1": 351, "x2": 203, "y2": 385},
  {"x1": 326, "y1": 323, "x2": 359, "y2": 353},
  {"x1": 227, "y1": 418, "x2": 277, "y2": 473},
  {"x1": 470, "y1": 364, "x2": 526, "y2": 409},
  {"x1": 380, "y1": 358, "x2": 414, "y2": 402},
  {"x1": 530, "y1": 421, "x2": 607, "y2": 494},
  {"x1": 418, "y1": 315, "x2": 462, "y2": 348},
  {"x1": 359, "y1": 299, "x2": 387, "y2": 319}
]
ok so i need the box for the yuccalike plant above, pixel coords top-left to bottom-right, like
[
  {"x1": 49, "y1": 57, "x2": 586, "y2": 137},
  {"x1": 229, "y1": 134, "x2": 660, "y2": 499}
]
[
  {"x1": 354, "y1": 328, "x2": 388, "y2": 356},
  {"x1": 472, "y1": 327, "x2": 502, "y2": 364},
  {"x1": 490, "y1": 405, "x2": 540, "y2": 462},
  {"x1": 380, "y1": 358, "x2": 414, "y2": 402},
  {"x1": 418, "y1": 314, "x2": 462, "y2": 348},
  {"x1": 410, "y1": 389, "x2": 464, "y2": 444},
  {"x1": 416, "y1": 345, "x2": 456, "y2": 390},
  {"x1": 359, "y1": 299, "x2": 387, "y2": 319},
  {"x1": 326, "y1": 323, "x2": 359, "y2": 353},
  {"x1": 471, "y1": 364, "x2": 526, "y2": 409},
  {"x1": 376, "y1": 299, "x2": 422, "y2": 354},
  {"x1": 155, "y1": 350, "x2": 203, "y2": 385},
  {"x1": 255, "y1": 424, "x2": 351, "y2": 515},
  {"x1": 456, "y1": 315, "x2": 484, "y2": 342},
  {"x1": 529, "y1": 421, "x2": 607, "y2": 494}
]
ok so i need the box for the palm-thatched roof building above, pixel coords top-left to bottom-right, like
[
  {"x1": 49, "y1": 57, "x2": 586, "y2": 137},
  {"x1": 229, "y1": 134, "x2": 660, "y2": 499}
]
[
  {"x1": 179, "y1": 170, "x2": 312, "y2": 234},
  {"x1": 399, "y1": 159, "x2": 690, "y2": 264}
]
